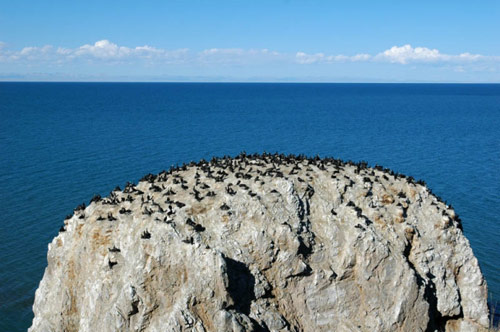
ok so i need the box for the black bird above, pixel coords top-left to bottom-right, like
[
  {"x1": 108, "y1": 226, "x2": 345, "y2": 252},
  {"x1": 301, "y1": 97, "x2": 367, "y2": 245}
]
[
  {"x1": 151, "y1": 184, "x2": 162, "y2": 192},
  {"x1": 142, "y1": 207, "x2": 153, "y2": 216},
  {"x1": 119, "y1": 207, "x2": 132, "y2": 214},
  {"x1": 90, "y1": 194, "x2": 102, "y2": 204},
  {"x1": 123, "y1": 182, "x2": 135, "y2": 193},
  {"x1": 140, "y1": 173, "x2": 156, "y2": 183},
  {"x1": 225, "y1": 185, "x2": 236, "y2": 196},
  {"x1": 97, "y1": 215, "x2": 105, "y2": 221},
  {"x1": 192, "y1": 189, "x2": 203, "y2": 202},
  {"x1": 238, "y1": 183, "x2": 250, "y2": 190},
  {"x1": 305, "y1": 185, "x2": 315, "y2": 199},
  {"x1": 182, "y1": 237, "x2": 194, "y2": 244},
  {"x1": 353, "y1": 206, "x2": 363, "y2": 218},
  {"x1": 107, "y1": 213, "x2": 117, "y2": 221},
  {"x1": 109, "y1": 246, "x2": 121, "y2": 252},
  {"x1": 108, "y1": 260, "x2": 118, "y2": 269},
  {"x1": 59, "y1": 226, "x2": 66, "y2": 232},
  {"x1": 141, "y1": 230, "x2": 151, "y2": 239},
  {"x1": 186, "y1": 218, "x2": 205, "y2": 232},
  {"x1": 220, "y1": 203, "x2": 230, "y2": 211},
  {"x1": 174, "y1": 201, "x2": 185, "y2": 208},
  {"x1": 74, "y1": 203, "x2": 86, "y2": 212},
  {"x1": 164, "y1": 188, "x2": 176, "y2": 196}
]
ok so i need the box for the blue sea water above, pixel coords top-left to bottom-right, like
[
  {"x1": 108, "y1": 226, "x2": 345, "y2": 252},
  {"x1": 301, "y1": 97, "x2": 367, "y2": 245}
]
[{"x1": 0, "y1": 82, "x2": 499, "y2": 330}]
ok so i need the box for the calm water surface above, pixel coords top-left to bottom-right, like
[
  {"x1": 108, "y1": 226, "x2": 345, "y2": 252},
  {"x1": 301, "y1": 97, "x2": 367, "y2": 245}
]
[{"x1": 1, "y1": 83, "x2": 499, "y2": 330}]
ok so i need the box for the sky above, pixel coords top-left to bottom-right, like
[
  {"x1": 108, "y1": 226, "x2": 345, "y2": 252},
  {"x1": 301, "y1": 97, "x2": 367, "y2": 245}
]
[{"x1": 0, "y1": 0, "x2": 499, "y2": 82}]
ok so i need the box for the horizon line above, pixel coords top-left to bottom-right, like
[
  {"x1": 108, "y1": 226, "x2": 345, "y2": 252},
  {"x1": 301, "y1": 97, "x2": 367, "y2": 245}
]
[{"x1": 1, "y1": 81, "x2": 499, "y2": 84}]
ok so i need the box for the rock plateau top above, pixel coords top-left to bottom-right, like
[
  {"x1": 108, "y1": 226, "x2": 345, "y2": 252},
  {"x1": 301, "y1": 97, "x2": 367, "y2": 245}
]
[{"x1": 30, "y1": 153, "x2": 489, "y2": 332}]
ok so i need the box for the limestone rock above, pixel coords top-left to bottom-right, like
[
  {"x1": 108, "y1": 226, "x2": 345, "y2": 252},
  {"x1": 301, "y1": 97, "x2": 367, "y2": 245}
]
[{"x1": 29, "y1": 153, "x2": 489, "y2": 332}]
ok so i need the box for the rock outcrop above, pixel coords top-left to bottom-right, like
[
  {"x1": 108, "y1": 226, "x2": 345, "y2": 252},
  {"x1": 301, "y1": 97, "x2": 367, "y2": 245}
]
[{"x1": 30, "y1": 153, "x2": 489, "y2": 332}]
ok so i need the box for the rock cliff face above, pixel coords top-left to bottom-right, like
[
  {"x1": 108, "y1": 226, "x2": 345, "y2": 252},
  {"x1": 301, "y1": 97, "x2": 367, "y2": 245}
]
[{"x1": 30, "y1": 154, "x2": 489, "y2": 332}]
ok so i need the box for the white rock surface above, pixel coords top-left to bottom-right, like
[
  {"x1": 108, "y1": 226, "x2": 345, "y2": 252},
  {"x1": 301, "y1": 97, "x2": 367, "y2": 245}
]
[{"x1": 29, "y1": 154, "x2": 489, "y2": 332}]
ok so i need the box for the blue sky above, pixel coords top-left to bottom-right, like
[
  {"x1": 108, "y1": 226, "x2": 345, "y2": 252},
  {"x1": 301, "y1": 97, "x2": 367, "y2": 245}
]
[{"x1": 1, "y1": 0, "x2": 499, "y2": 82}]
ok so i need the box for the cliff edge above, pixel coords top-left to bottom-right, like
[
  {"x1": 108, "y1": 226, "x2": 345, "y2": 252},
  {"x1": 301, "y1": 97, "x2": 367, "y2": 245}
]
[{"x1": 29, "y1": 153, "x2": 489, "y2": 332}]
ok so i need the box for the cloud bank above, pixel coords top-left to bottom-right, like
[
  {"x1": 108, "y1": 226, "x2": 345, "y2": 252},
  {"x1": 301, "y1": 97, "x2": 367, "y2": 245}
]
[{"x1": 1, "y1": 40, "x2": 498, "y2": 67}]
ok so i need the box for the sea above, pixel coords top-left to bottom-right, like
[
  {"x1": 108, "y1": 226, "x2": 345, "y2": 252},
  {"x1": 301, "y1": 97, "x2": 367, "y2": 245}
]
[{"x1": 1, "y1": 82, "x2": 499, "y2": 331}]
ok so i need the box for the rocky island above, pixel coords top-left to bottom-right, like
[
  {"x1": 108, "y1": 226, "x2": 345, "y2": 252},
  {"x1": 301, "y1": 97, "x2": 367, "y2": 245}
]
[{"x1": 29, "y1": 153, "x2": 489, "y2": 332}]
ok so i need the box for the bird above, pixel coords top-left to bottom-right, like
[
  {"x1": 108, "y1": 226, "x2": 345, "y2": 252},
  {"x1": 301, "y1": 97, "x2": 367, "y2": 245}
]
[
  {"x1": 174, "y1": 201, "x2": 185, "y2": 208},
  {"x1": 108, "y1": 260, "x2": 118, "y2": 269},
  {"x1": 90, "y1": 194, "x2": 102, "y2": 204}
]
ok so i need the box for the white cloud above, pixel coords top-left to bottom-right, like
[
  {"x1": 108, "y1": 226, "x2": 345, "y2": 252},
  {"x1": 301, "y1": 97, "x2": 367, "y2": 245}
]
[
  {"x1": 457, "y1": 52, "x2": 483, "y2": 61},
  {"x1": 376, "y1": 44, "x2": 442, "y2": 64},
  {"x1": 7, "y1": 45, "x2": 53, "y2": 61},
  {"x1": 62, "y1": 40, "x2": 189, "y2": 62},
  {"x1": 295, "y1": 52, "x2": 371, "y2": 64},
  {"x1": 20, "y1": 45, "x2": 52, "y2": 56},
  {"x1": 351, "y1": 53, "x2": 371, "y2": 62},
  {"x1": 201, "y1": 48, "x2": 244, "y2": 56},
  {"x1": 374, "y1": 44, "x2": 491, "y2": 64},
  {"x1": 198, "y1": 48, "x2": 283, "y2": 64},
  {"x1": 73, "y1": 40, "x2": 132, "y2": 58},
  {"x1": 295, "y1": 52, "x2": 324, "y2": 64}
]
